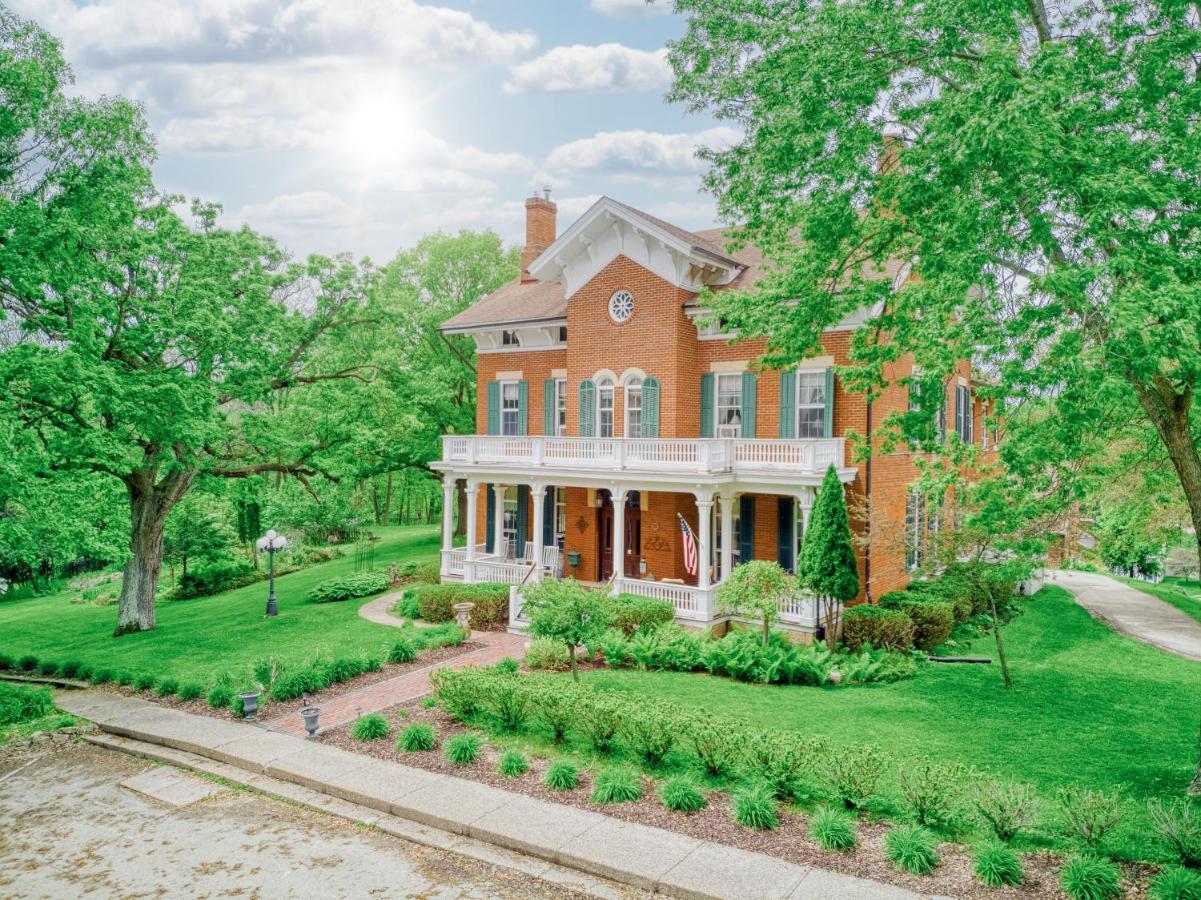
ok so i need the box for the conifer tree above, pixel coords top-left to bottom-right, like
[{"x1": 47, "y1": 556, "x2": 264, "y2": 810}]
[{"x1": 799, "y1": 465, "x2": 860, "y2": 640}]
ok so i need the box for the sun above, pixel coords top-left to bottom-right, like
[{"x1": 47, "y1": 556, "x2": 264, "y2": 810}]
[{"x1": 335, "y1": 93, "x2": 423, "y2": 170}]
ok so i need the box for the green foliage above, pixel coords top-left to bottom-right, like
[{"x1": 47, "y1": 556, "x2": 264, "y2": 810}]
[
  {"x1": 497, "y1": 749, "x2": 528, "y2": 778},
  {"x1": 1150, "y1": 867, "x2": 1201, "y2": 900},
  {"x1": 17, "y1": 655, "x2": 36, "y2": 672},
  {"x1": 351, "y1": 714, "x2": 390, "y2": 741},
  {"x1": 524, "y1": 637, "x2": 569, "y2": 671},
  {"x1": 660, "y1": 776, "x2": 707, "y2": 814},
  {"x1": 685, "y1": 715, "x2": 746, "y2": 778},
  {"x1": 398, "y1": 723, "x2": 435, "y2": 752},
  {"x1": 483, "y1": 673, "x2": 532, "y2": 732},
  {"x1": 0, "y1": 683, "x2": 54, "y2": 726},
  {"x1": 590, "y1": 767, "x2": 643, "y2": 804},
  {"x1": 133, "y1": 674, "x2": 156, "y2": 691},
  {"x1": 898, "y1": 761, "x2": 965, "y2": 827},
  {"x1": 545, "y1": 760, "x2": 580, "y2": 791},
  {"x1": 1057, "y1": 787, "x2": 1122, "y2": 848},
  {"x1": 825, "y1": 743, "x2": 887, "y2": 810},
  {"x1": 620, "y1": 703, "x2": 677, "y2": 766},
  {"x1": 715, "y1": 561, "x2": 798, "y2": 641},
  {"x1": 207, "y1": 684, "x2": 234, "y2": 710},
  {"x1": 59, "y1": 660, "x2": 84, "y2": 678},
  {"x1": 175, "y1": 559, "x2": 258, "y2": 601},
  {"x1": 155, "y1": 678, "x2": 178, "y2": 698},
  {"x1": 0, "y1": 653, "x2": 12, "y2": 670},
  {"x1": 89, "y1": 668, "x2": 114, "y2": 686},
  {"x1": 386, "y1": 635, "x2": 418, "y2": 664},
  {"x1": 1060, "y1": 855, "x2": 1122, "y2": 900},
  {"x1": 177, "y1": 683, "x2": 203, "y2": 702},
  {"x1": 412, "y1": 582, "x2": 509, "y2": 628},
  {"x1": 973, "y1": 843, "x2": 1023, "y2": 889},
  {"x1": 733, "y1": 783, "x2": 779, "y2": 830},
  {"x1": 532, "y1": 682, "x2": 578, "y2": 743},
  {"x1": 608, "y1": 594, "x2": 675, "y2": 636},
  {"x1": 444, "y1": 733, "x2": 482, "y2": 766},
  {"x1": 743, "y1": 732, "x2": 824, "y2": 802},
  {"x1": 307, "y1": 572, "x2": 389, "y2": 604},
  {"x1": 810, "y1": 806, "x2": 857, "y2": 851},
  {"x1": 493, "y1": 657, "x2": 519, "y2": 676},
  {"x1": 799, "y1": 466, "x2": 859, "y2": 602},
  {"x1": 395, "y1": 590, "x2": 421, "y2": 620},
  {"x1": 522, "y1": 578, "x2": 611, "y2": 681},
  {"x1": 885, "y1": 825, "x2": 940, "y2": 875},
  {"x1": 974, "y1": 778, "x2": 1039, "y2": 842},
  {"x1": 578, "y1": 693, "x2": 624, "y2": 753},
  {"x1": 880, "y1": 592, "x2": 955, "y2": 652},
  {"x1": 1148, "y1": 800, "x2": 1201, "y2": 867},
  {"x1": 37, "y1": 660, "x2": 58, "y2": 676},
  {"x1": 115, "y1": 671, "x2": 135, "y2": 686},
  {"x1": 841, "y1": 606, "x2": 915, "y2": 653}
]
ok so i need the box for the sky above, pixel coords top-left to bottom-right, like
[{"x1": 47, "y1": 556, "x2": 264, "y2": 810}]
[{"x1": 13, "y1": 0, "x2": 734, "y2": 263}]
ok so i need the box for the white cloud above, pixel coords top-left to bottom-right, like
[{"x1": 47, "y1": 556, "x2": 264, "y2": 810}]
[
  {"x1": 504, "y1": 44, "x2": 670, "y2": 94},
  {"x1": 545, "y1": 126, "x2": 741, "y2": 176},
  {"x1": 591, "y1": 0, "x2": 669, "y2": 18}
]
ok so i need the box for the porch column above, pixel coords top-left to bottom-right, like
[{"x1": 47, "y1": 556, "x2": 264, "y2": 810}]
[
  {"x1": 610, "y1": 487, "x2": 627, "y2": 595},
  {"x1": 530, "y1": 483, "x2": 546, "y2": 582},
  {"x1": 695, "y1": 492, "x2": 714, "y2": 591},
  {"x1": 719, "y1": 492, "x2": 735, "y2": 582},
  {"x1": 492, "y1": 483, "x2": 507, "y2": 557},
  {"x1": 799, "y1": 487, "x2": 815, "y2": 537},
  {"x1": 440, "y1": 475, "x2": 456, "y2": 577},
  {"x1": 464, "y1": 480, "x2": 479, "y2": 580}
]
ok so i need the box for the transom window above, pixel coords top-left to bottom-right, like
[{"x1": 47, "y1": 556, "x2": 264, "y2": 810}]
[
  {"x1": 500, "y1": 381, "x2": 520, "y2": 436},
  {"x1": 796, "y1": 371, "x2": 826, "y2": 439},
  {"x1": 596, "y1": 375, "x2": 615, "y2": 438},
  {"x1": 625, "y1": 375, "x2": 643, "y2": 437},
  {"x1": 608, "y1": 290, "x2": 634, "y2": 324},
  {"x1": 715, "y1": 373, "x2": 743, "y2": 438},
  {"x1": 555, "y1": 379, "x2": 567, "y2": 436}
]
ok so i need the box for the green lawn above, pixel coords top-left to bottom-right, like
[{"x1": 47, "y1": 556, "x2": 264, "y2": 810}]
[
  {"x1": 0, "y1": 525, "x2": 441, "y2": 683},
  {"x1": 581, "y1": 586, "x2": 1197, "y2": 807},
  {"x1": 1124, "y1": 576, "x2": 1201, "y2": 626}
]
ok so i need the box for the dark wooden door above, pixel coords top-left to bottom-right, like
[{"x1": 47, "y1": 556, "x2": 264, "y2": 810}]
[
  {"x1": 623, "y1": 506, "x2": 642, "y2": 577},
  {"x1": 597, "y1": 494, "x2": 614, "y2": 581}
]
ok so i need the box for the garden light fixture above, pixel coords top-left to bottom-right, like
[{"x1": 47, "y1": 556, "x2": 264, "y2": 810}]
[{"x1": 255, "y1": 529, "x2": 290, "y2": 617}]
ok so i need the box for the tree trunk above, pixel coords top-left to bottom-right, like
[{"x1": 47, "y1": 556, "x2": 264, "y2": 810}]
[
  {"x1": 382, "y1": 473, "x2": 393, "y2": 524},
  {"x1": 989, "y1": 594, "x2": 1013, "y2": 688},
  {"x1": 568, "y1": 644, "x2": 579, "y2": 682}
]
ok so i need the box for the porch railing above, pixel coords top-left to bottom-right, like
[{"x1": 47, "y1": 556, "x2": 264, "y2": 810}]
[{"x1": 612, "y1": 576, "x2": 714, "y2": 622}]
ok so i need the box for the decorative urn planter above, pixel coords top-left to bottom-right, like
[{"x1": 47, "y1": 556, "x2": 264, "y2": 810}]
[
  {"x1": 239, "y1": 689, "x2": 261, "y2": 721},
  {"x1": 300, "y1": 706, "x2": 321, "y2": 737},
  {"x1": 452, "y1": 602, "x2": 475, "y2": 632}
]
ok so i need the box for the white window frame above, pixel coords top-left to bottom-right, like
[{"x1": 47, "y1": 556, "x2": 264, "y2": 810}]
[
  {"x1": 501, "y1": 329, "x2": 520, "y2": 346},
  {"x1": 714, "y1": 373, "x2": 743, "y2": 438},
  {"x1": 501, "y1": 489, "x2": 518, "y2": 556},
  {"x1": 596, "y1": 375, "x2": 615, "y2": 438},
  {"x1": 711, "y1": 497, "x2": 742, "y2": 580},
  {"x1": 795, "y1": 369, "x2": 826, "y2": 439},
  {"x1": 499, "y1": 380, "x2": 520, "y2": 436},
  {"x1": 905, "y1": 489, "x2": 926, "y2": 571},
  {"x1": 624, "y1": 375, "x2": 644, "y2": 438},
  {"x1": 555, "y1": 378, "x2": 567, "y2": 437}
]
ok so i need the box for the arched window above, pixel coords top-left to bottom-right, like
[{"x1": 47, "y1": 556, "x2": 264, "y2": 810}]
[
  {"x1": 624, "y1": 375, "x2": 644, "y2": 438},
  {"x1": 596, "y1": 374, "x2": 616, "y2": 438}
]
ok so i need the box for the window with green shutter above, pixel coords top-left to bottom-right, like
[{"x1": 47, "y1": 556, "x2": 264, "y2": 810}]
[
  {"x1": 641, "y1": 376, "x2": 660, "y2": 437},
  {"x1": 700, "y1": 373, "x2": 715, "y2": 437},
  {"x1": 515, "y1": 485, "x2": 529, "y2": 557},
  {"x1": 823, "y1": 367, "x2": 835, "y2": 438},
  {"x1": 778, "y1": 371, "x2": 796, "y2": 438},
  {"x1": 740, "y1": 371, "x2": 757, "y2": 438},
  {"x1": 579, "y1": 379, "x2": 595, "y2": 437},
  {"x1": 486, "y1": 382, "x2": 500, "y2": 435},
  {"x1": 543, "y1": 379, "x2": 556, "y2": 435},
  {"x1": 517, "y1": 380, "x2": 529, "y2": 435},
  {"x1": 738, "y1": 495, "x2": 755, "y2": 562},
  {"x1": 484, "y1": 483, "x2": 495, "y2": 553}
]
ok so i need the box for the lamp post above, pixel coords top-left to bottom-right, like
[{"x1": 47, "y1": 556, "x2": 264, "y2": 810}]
[{"x1": 256, "y1": 529, "x2": 290, "y2": 617}]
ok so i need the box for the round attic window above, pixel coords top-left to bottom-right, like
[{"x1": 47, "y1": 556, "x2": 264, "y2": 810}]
[{"x1": 608, "y1": 290, "x2": 634, "y2": 324}]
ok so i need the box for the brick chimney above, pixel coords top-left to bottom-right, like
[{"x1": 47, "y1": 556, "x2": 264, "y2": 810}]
[{"x1": 521, "y1": 187, "x2": 556, "y2": 283}]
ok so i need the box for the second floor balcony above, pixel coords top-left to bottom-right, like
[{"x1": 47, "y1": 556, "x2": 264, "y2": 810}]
[{"x1": 439, "y1": 434, "x2": 847, "y2": 479}]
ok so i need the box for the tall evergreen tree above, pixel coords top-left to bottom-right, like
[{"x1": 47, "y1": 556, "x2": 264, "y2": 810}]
[{"x1": 799, "y1": 465, "x2": 860, "y2": 639}]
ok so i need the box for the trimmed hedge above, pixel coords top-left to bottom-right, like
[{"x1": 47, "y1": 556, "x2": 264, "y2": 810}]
[
  {"x1": 413, "y1": 582, "x2": 509, "y2": 629},
  {"x1": 842, "y1": 605, "x2": 915, "y2": 652},
  {"x1": 307, "y1": 571, "x2": 389, "y2": 604},
  {"x1": 879, "y1": 591, "x2": 955, "y2": 651},
  {"x1": 608, "y1": 594, "x2": 675, "y2": 635}
]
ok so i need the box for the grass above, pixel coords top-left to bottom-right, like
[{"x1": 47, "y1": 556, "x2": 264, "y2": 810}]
[
  {"x1": 0, "y1": 711, "x2": 79, "y2": 745},
  {"x1": 1119, "y1": 576, "x2": 1201, "y2": 626},
  {"x1": 0, "y1": 525, "x2": 439, "y2": 683}
]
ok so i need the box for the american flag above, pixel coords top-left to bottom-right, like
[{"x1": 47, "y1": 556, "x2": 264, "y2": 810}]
[{"x1": 678, "y1": 514, "x2": 699, "y2": 577}]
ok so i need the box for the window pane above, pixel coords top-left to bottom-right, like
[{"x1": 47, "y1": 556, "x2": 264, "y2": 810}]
[
  {"x1": 797, "y1": 406, "x2": 824, "y2": 438},
  {"x1": 715, "y1": 373, "x2": 742, "y2": 437}
]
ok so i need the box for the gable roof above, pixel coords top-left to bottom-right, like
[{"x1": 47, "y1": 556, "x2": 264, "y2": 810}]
[{"x1": 441, "y1": 278, "x2": 566, "y2": 332}]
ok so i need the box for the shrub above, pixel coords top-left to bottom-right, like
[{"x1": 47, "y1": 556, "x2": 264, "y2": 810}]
[
  {"x1": 494, "y1": 657, "x2": 520, "y2": 676},
  {"x1": 685, "y1": 715, "x2": 746, "y2": 778},
  {"x1": 974, "y1": 778, "x2": 1039, "y2": 842},
  {"x1": 1060, "y1": 854, "x2": 1121, "y2": 900},
  {"x1": 880, "y1": 591, "x2": 955, "y2": 651},
  {"x1": 825, "y1": 743, "x2": 888, "y2": 810},
  {"x1": 116, "y1": 670, "x2": 135, "y2": 686},
  {"x1": 841, "y1": 605, "x2": 915, "y2": 652},
  {"x1": 89, "y1": 668, "x2": 115, "y2": 686},
  {"x1": 1150, "y1": 867, "x2": 1201, "y2": 900},
  {"x1": 898, "y1": 761, "x2": 965, "y2": 827},
  {"x1": 810, "y1": 806, "x2": 857, "y2": 851},
  {"x1": 398, "y1": 724, "x2": 436, "y2": 752},
  {"x1": 307, "y1": 571, "x2": 389, "y2": 604},
  {"x1": 744, "y1": 733, "x2": 825, "y2": 802},
  {"x1": 660, "y1": 776, "x2": 707, "y2": 813},
  {"x1": 596, "y1": 628, "x2": 632, "y2": 667},
  {"x1": 395, "y1": 591, "x2": 421, "y2": 620},
  {"x1": 497, "y1": 750, "x2": 528, "y2": 778},
  {"x1": 546, "y1": 760, "x2": 580, "y2": 791},
  {"x1": 17, "y1": 654, "x2": 37, "y2": 672},
  {"x1": 620, "y1": 704, "x2": 677, "y2": 766},
  {"x1": 177, "y1": 683, "x2": 203, "y2": 701},
  {"x1": 413, "y1": 582, "x2": 509, "y2": 628},
  {"x1": 418, "y1": 622, "x2": 467, "y2": 649},
  {"x1": 908, "y1": 577, "x2": 975, "y2": 622},
  {"x1": 1149, "y1": 799, "x2": 1201, "y2": 867},
  {"x1": 351, "y1": 714, "x2": 390, "y2": 741},
  {"x1": 207, "y1": 683, "x2": 234, "y2": 709},
  {"x1": 0, "y1": 652, "x2": 12, "y2": 670},
  {"x1": 579, "y1": 694, "x2": 624, "y2": 753},
  {"x1": 175, "y1": 558, "x2": 256, "y2": 600},
  {"x1": 483, "y1": 675, "x2": 532, "y2": 732},
  {"x1": 155, "y1": 678, "x2": 179, "y2": 698},
  {"x1": 591, "y1": 767, "x2": 643, "y2": 804},
  {"x1": 387, "y1": 635, "x2": 419, "y2": 664},
  {"x1": 522, "y1": 578, "x2": 611, "y2": 680},
  {"x1": 133, "y1": 674, "x2": 156, "y2": 691},
  {"x1": 525, "y1": 638, "x2": 569, "y2": 671},
  {"x1": 0, "y1": 683, "x2": 54, "y2": 726},
  {"x1": 445, "y1": 733, "x2": 482, "y2": 766},
  {"x1": 60, "y1": 660, "x2": 84, "y2": 678},
  {"x1": 609, "y1": 593, "x2": 675, "y2": 635},
  {"x1": 532, "y1": 684, "x2": 578, "y2": 743},
  {"x1": 733, "y1": 783, "x2": 779, "y2": 830},
  {"x1": 974, "y1": 843, "x2": 1023, "y2": 888},
  {"x1": 627, "y1": 624, "x2": 704, "y2": 672},
  {"x1": 886, "y1": 824, "x2": 940, "y2": 875},
  {"x1": 1057, "y1": 787, "x2": 1122, "y2": 848},
  {"x1": 413, "y1": 559, "x2": 441, "y2": 585}
]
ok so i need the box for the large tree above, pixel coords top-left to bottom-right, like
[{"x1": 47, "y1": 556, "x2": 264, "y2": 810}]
[{"x1": 0, "y1": 9, "x2": 376, "y2": 632}]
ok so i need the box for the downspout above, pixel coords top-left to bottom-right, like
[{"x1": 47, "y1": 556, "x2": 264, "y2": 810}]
[{"x1": 864, "y1": 396, "x2": 873, "y2": 604}]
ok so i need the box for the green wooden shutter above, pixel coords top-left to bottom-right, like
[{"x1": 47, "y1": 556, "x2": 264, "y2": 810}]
[
  {"x1": 641, "y1": 376, "x2": 660, "y2": 437},
  {"x1": 543, "y1": 379, "x2": 556, "y2": 436},
  {"x1": 579, "y1": 379, "x2": 595, "y2": 437},
  {"x1": 517, "y1": 380, "x2": 529, "y2": 436},
  {"x1": 515, "y1": 485, "x2": 529, "y2": 557},
  {"x1": 484, "y1": 484, "x2": 495, "y2": 553},
  {"x1": 776, "y1": 497, "x2": 795, "y2": 573},
  {"x1": 738, "y1": 495, "x2": 755, "y2": 562},
  {"x1": 700, "y1": 373, "x2": 715, "y2": 438},
  {"x1": 822, "y1": 367, "x2": 835, "y2": 438},
  {"x1": 542, "y1": 488, "x2": 555, "y2": 547},
  {"x1": 486, "y1": 382, "x2": 500, "y2": 435},
  {"x1": 740, "y1": 372, "x2": 757, "y2": 438},
  {"x1": 779, "y1": 371, "x2": 796, "y2": 439}
]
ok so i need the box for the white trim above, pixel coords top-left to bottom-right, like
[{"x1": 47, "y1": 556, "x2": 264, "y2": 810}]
[
  {"x1": 494, "y1": 370, "x2": 523, "y2": 382},
  {"x1": 551, "y1": 368, "x2": 567, "y2": 379},
  {"x1": 620, "y1": 366, "x2": 648, "y2": 384},
  {"x1": 799, "y1": 355, "x2": 834, "y2": 368},
  {"x1": 709, "y1": 360, "x2": 748, "y2": 373},
  {"x1": 591, "y1": 368, "x2": 618, "y2": 384},
  {"x1": 477, "y1": 344, "x2": 569, "y2": 356}
]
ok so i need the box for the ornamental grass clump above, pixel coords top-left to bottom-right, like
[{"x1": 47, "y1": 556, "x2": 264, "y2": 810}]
[
  {"x1": 1149, "y1": 799, "x2": 1201, "y2": 867},
  {"x1": 60, "y1": 660, "x2": 84, "y2": 678},
  {"x1": 350, "y1": 714, "x2": 390, "y2": 741},
  {"x1": 177, "y1": 683, "x2": 203, "y2": 701},
  {"x1": 386, "y1": 636, "x2": 418, "y2": 664},
  {"x1": 545, "y1": 760, "x2": 580, "y2": 791},
  {"x1": 89, "y1": 668, "x2": 115, "y2": 686},
  {"x1": 1149, "y1": 866, "x2": 1201, "y2": 900},
  {"x1": 155, "y1": 678, "x2": 178, "y2": 698},
  {"x1": 659, "y1": 776, "x2": 707, "y2": 814},
  {"x1": 133, "y1": 673, "x2": 156, "y2": 691},
  {"x1": 886, "y1": 824, "x2": 940, "y2": 875},
  {"x1": 445, "y1": 733, "x2": 482, "y2": 766},
  {"x1": 973, "y1": 843, "x2": 1023, "y2": 888},
  {"x1": 591, "y1": 767, "x2": 643, "y2": 804},
  {"x1": 1057, "y1": 787, "x2": 1122, "y2": 849},
  {"x1": 398, "y1": 724, "x2": 435, "y2": 752},
  {"x1": 1059, "y1": 854, "x2": 1121, "y2": 900},
  {"x1": 733, "y1": 783, "x2": 779, "y2": 830},
  {"x1": 497, "y1": 750, "x2": 528, "y2": 778},
  {"x1": 17, "y1": 654, "x2": 37, "y2": 672},
  {"x1": 810, "y1": 806, "x2": 857, "y2": 851}
]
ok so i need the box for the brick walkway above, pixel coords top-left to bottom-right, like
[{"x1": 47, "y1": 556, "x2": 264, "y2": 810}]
[{"x1": 263, "y1": 590, "x2": 529, "y2": 735}]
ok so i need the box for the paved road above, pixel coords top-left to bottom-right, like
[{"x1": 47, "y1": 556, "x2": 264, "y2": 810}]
[
  {"x1": 1055, "y1": 569, "x2": 1201, "y2": 661},
  {"x1": 0, "y1": 743, "x2": 610, "y2": 900}
]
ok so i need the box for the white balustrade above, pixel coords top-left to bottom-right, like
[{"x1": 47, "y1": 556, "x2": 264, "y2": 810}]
[
  {"x1": 614, "y1": 577, "x2": 712, "y2": 622},
  {"x1": 777, "y1": 592, "x2": 827, "y2": 628},
  {"x1": 440, "y1": 548, "x2": 466, "y2": 577}
]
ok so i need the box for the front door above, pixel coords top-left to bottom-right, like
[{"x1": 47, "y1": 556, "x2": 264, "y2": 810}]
[
  {"x1": 597, "y1": 491, "x2": 614, "y2": 581},
  {"x1": 623, "y1": 505, "x2": 642, "y2": 577}
]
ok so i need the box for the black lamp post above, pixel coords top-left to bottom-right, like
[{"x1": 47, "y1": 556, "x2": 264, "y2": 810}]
[{"x1": 256, "y1": 529, "x2": 289, "y2": 617}]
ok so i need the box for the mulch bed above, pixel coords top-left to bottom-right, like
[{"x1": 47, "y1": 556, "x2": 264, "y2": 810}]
[
  {"x1": 93, "y1": 641, "x2": 481, "y2": 724},
  {"x1": 317, "y1": 700, "x2": 1077, "y2": 899}
]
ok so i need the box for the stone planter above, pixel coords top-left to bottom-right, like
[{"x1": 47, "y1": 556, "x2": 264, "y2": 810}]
[
  {"x1": 453, "y1": 601, "x2": 475, "y2": 632},
  {"x1": 239, "y1": 690, "x2": 261, "y2": 721},
  {"x1": 300, "y1": 706, "x2": 321, "y2": 737}
]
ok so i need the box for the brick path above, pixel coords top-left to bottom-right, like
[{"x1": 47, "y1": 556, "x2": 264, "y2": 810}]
[{"x1": 263, "y1": 590, "x2": 529, "y2": 735}]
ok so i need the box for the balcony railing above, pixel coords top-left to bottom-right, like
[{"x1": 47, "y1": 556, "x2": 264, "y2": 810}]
[{"x1": 440, "y1": 435, "x2": 845, "y2": 477}]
